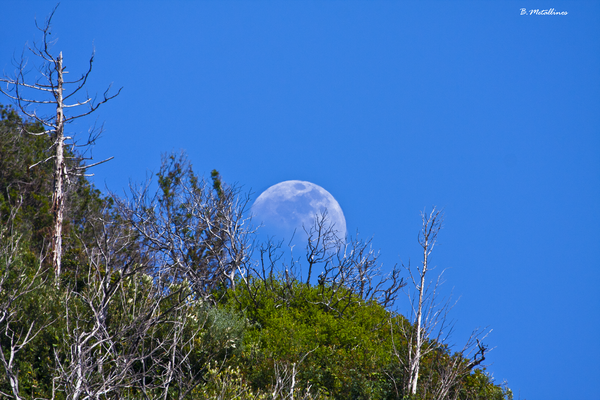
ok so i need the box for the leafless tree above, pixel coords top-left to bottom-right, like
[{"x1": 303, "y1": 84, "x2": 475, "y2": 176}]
[
  {"x1": 51, "y1": 207, "x2": 144, "y2": 399},
  {"x1": 0, "y1": 187, "x2": 240, "y2": 399},
  {"x1": 0, "y1": 197, "x2": 54, "y2": 400},
  {"x1": 234, "y1": 211, "x2": 404, "y2": 317},
  {"x1": 391, "y1": 207, "x2": 491, "y2": 399},
  {"x1": 0, "y1": 151, "x2": 252, "y2": 399},
  {"x1": 406, "y1": 207, "x2": 445, "y2": 395},
  {"x1": 315, "y1": 216, "x2": 404, "y2": 312},
  {"x1": 196, "y1": 359, "x2": 327, "y2": 400},
  {"x1": 271, "y1": 359, "x2": 325, "y2": 400},
  {"x1": 0, "y1": 5, "x2": 121, "y2": 279},
  {"x1": 50, "y1": 202, "x2": 233, "y2": 400},
  {"x1": 420, "y1": 332, "x2": 490, "y2": 400},
  {"x1": 114, "y1": 152, "x2": 254, "y2": 302}
]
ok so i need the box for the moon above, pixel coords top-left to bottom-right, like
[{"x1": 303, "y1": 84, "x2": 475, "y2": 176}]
[{"x1": 251, "y1": 180, "x2": 347, "y2": 244}]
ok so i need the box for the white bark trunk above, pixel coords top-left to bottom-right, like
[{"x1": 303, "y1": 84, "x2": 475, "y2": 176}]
[
  {"x1": 409, "y1": 240, "x2": 428, "y2": 395},
  {"x1": 51, "y1": 52, "x2": 65, "y2": 279},
  {"x1": 0, "y1": 346, "x2": 23, "y2": 400}
]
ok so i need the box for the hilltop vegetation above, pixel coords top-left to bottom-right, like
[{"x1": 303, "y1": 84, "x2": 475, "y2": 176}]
[{"x1": 0, "y1": 105, "x2": 512, "y2": 399}]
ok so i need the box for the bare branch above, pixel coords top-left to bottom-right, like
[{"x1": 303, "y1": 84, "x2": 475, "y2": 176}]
[
  {"x1": 1, "y1": 6, "x2": 120, "y2": 279},
  {"x1": 391, "y1": 207, "x2": 493, "y2": 398}
]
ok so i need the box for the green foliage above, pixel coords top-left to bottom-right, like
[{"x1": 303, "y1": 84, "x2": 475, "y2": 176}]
[
  {"x1": 0, "y1": 104, "x2": 512, "y2": 399},
  {"x1": 222, "y1": 277, "x2": 512, "y2": 400},
  {"x1": 0, "y1": 228, "x2": 62, "y2": 398},
  {"x1": 211, "y1": 169, "x2": 224, "y2": 198},
  {"x1": 191, "y1": 362, "x2": 331, "y2": 400},
  {"x1": 193, "y1": 364, "x2": 266, "y2": 399},
  {"x1": 460, "y1": 369, "x2": 513, "y2": 400},
  {"x1": 202, "y1": 305, "x2": 248, "y2": 360},
  {"x1": 0, "y1": 104, "x2": 54, "y2": 252},
  {"x1": 0, "y1": 104, "x2": 109, "y2": 275},
  {"x1": 225, "y1": 279, "x2": 406, "y2": 399}
]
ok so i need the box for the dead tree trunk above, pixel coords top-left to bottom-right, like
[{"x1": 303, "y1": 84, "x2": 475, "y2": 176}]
[
  {"x1": 394, "y1": 207, "x2": 491, "y2": 398},
  {"x1": 0, "y1": 7, "x2": 120, "y2": 281},
  {"x1": 51, "y1": 52, "x2": 66, "y2": 277},
  {"x1": 408, "y1": 207, "x2": 442, "y2": 395}
]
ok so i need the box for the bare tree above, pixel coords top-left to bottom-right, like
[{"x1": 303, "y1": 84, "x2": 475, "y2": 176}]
[
  {"x1": 196, "y1": 359, "x2": 328, "y2": 400},
  {"x1": 49, "y1": 201, "x2": 236, "y2": 400},
  {"x1": 315, "y1": 217, "x2": 404, "y2": 312},
  {"x1": 271, "y1": 358, "x2": 324, "y2": 400},
  {"x1": 0, "y1": 151, "x2": 252, "y2": 399},
  {"x1": 0, "y1": 6, "x2": 121, "y2": 279},
  {"x1": 234, "y1": 211, "x2": 404, "y2": 317},
  {"x1": 422, "y1": 332, "x2": 489, "y2": 400},
  {"x1": 115, "y1": 152, "x2": 254, "y2": 302},
  {"x1": 0, "y1": 197, "x2": 54, "y2": 400},
  {"x1": 406, "y1": 208, "x2": 444, "y2": 395},
  {"x1": 391, "y1": 207, "x2": 491, "y2": 399},
  {"x1": 0, "y1": 186, "x2": 229, "y2": 399}
]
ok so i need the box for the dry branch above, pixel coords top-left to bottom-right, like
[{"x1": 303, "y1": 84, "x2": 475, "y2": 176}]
[{"x1": 0, "y1": 5, "x2": 121, "y2": 279}]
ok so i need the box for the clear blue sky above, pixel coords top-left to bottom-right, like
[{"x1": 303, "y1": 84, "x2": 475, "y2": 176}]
[{"x1": 2, "y1": 1, "x2": 599, "y2": 399}]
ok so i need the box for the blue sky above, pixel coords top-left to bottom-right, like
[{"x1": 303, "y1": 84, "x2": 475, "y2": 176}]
[{"x1": 2, "y1": 1, "x2": 599, "y2": 398}]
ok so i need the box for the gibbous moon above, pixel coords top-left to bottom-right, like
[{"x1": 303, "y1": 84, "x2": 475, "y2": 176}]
[{"x1": 251, "y1": 180, "x2": 347, "y2": 244}]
